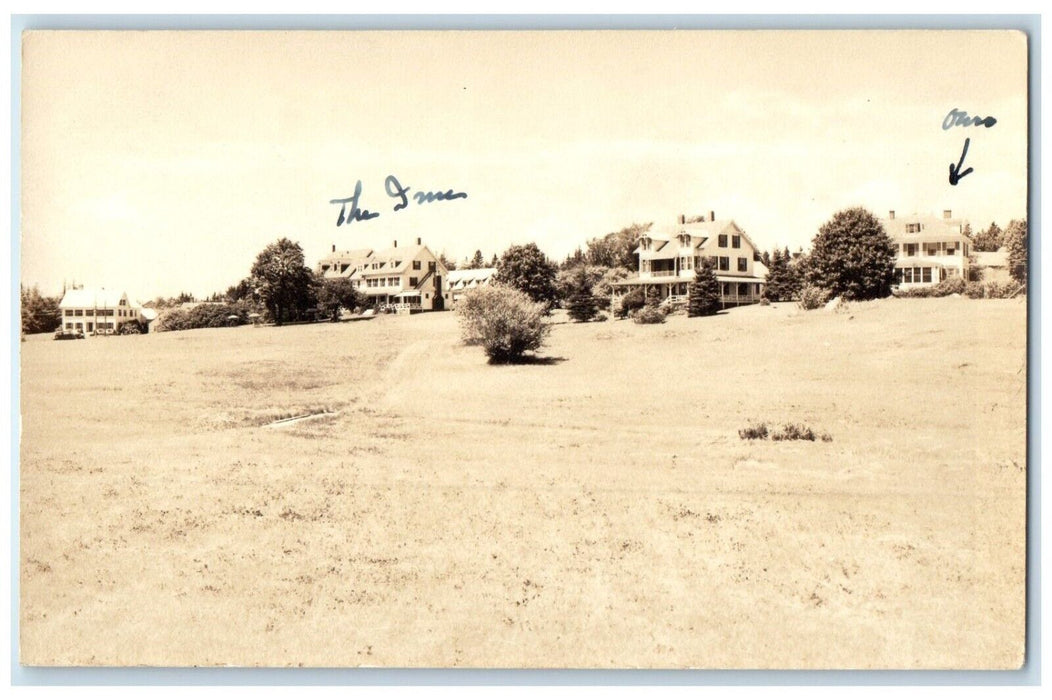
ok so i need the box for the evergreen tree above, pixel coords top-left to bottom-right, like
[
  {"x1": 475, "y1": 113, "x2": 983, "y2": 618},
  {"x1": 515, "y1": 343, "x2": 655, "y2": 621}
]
[
  {"x1": 688, "y1": 258, "x2": 721, "y2": 317},
  {"x1": 566, "y1": 267, "x2": 599, "y2": 322},
  {"x1": 973, "y1": 222, "x2": 1004, "y2": 252},
  {"x1": 468, "y1": 250, "x2": 486, "y2": 269},
  {"x1": 806, "y1": 207, "x2": 896, "y2": 300},
  {"x1": 760, "y1": 250, "x2": 771, "y2": 268},
  {"x1": 1004, "y1": 218, "x2": 1028, "y2": 285}
]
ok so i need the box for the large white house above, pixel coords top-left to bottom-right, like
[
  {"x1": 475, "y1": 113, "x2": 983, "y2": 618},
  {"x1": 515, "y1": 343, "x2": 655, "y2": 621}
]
[
  {"x1": 316, "y1": 238, "x2": 449, "y2": 312},
  {"x1": 881, "y1": 210, "x2": 971, "y2": 289},
  {"x1": 58, "y1": 288, "x2": 143, "y2": 335},
  {"x1": 612, "y1": 212, "x2": 767, "y2": 307}
]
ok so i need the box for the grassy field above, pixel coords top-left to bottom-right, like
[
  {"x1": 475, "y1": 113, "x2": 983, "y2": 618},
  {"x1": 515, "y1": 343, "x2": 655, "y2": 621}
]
[{"x1": 19, "y1": 297, "x2": 1027, "y2": 668}]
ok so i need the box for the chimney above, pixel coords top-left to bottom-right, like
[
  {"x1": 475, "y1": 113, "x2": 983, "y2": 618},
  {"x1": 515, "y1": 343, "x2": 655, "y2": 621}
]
[
  {"x1": 417, "y1": 237, "x2": 422, "y2": 245},
  {"x1": 710, "y1": 210, "x2": 715, "y2": 222},
  {"x1": 393, "y1": 240, "x2": 398, "y2": 248},
  {"x1": 678, "y1": 214, "x2": 685, "y2": 225},
  {"x1": 332, "y1": 244, "x2": 335, "y2": 253},
  {"x1": 889, "y1": 210, "x2": 896, "y2": 220},
  {"x1": 943, "y1": 209, "x2": 952, "y2": 219}
]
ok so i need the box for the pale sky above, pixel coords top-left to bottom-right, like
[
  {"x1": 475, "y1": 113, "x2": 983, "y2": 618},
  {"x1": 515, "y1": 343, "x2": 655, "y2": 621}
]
[{"x1": 21, "y1": 30, "x2": 1029, "y2": 300}]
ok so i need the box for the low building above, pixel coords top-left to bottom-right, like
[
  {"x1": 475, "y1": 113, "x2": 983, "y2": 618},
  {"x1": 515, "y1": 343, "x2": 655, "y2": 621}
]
[
  {"x1": 445, "y1": 267, "x2": 497, "y2": 307},
  {"x1": 316, "y1": 238, "x2": 449, "y2": 312},
  {"x1": 612, "y1": 211, "x2": 767, "y2": 308},
  {"x1": 971, "y1": 247, "x2": 1011, "y2": 283},
  {"x1": 58, "y1": 288, "x2": 143, "y2": 335},
  {"x1": 881, "y1": 210, "x2": 971, "y2": 289}
]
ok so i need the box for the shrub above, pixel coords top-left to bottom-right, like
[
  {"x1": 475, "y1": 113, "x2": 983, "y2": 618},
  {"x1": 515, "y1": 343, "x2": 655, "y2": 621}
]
[
  {"x1": 759, "y1": 298, "x2": 771, "y2": 306},
  {"x1": 772, "y1": 423, "x2": 816, "y2": 441},
  {"x1": 594, "y1": 313, "x2": 608, "y2": 322},
  {"x1": 739, "y1": 422, "x2": 769, "y2": 440},
  {"x1": 456, "y1": 285, "x2": 551, "y2": 363},
  {"x1": 965, "y1": 281, "x2": 986, "y2": 299},
  {"x1": 118, "y1": 320, "x2": 144, "y2": 335},
  {"x1": 932, "y1": 276, "x2": 967, "y2": 295},
  {"x1": 986, "y1": 281, "x2": 1020, "y2": 298},
  {"x1": 633, "y1": 304, "x2": 666, "y2": 324},
  {"x1": 617, "y1": 287, "x2": 647, "y2": 318},
  {"x1": 154, "y1": 302, "x2": 252, "y2": 332},
  {"x1": 798, "y1": 285, "x2": 831, "y2": 310}
]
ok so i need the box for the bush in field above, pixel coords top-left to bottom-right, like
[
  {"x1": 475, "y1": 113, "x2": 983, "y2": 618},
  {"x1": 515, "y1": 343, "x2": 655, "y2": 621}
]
[
  {"x1": 456, "y1": 285, "x2": 551, "y2": 363},
  {"x1": 798, "y1": 285, "x2": 831, "y2": 310},
  {"x1": 772, "y1": 423, "x2": 816, "y2": 441},
  {"x1": 739, "y1": 422, "x2": 769, "y2": 440},
  {"x1": 616, "y1": 287, "x2": 647, "y2": 318},
  {"x1": 633, "y1": 304, "x2": 667, "y2": 325}
]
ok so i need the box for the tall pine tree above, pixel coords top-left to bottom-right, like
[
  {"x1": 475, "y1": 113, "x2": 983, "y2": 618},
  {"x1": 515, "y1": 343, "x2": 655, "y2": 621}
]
[
  {"x1": 688, "y1": 258, "x2": 721, "y2": 317},
  {"x1": 566, "y1": 267, "x2": 599, "y2": 322}
]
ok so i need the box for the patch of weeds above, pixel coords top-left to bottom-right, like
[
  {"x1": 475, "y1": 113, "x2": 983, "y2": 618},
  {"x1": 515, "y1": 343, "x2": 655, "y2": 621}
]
[
  {"x1": 739, "y1": 422, "x2": 832, "y2": 442},
  {"x1": 738, "y1": 422, "x2": 769, "y2": 440},
  {"x1": 772, "y1": 423, "x2": 816, "y2": 441}
]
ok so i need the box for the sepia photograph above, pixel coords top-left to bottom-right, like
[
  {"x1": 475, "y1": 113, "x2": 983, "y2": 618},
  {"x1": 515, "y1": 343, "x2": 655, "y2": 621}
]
[{"x1": 17, "y1": 28, "x2": 1030, "y2": 670}]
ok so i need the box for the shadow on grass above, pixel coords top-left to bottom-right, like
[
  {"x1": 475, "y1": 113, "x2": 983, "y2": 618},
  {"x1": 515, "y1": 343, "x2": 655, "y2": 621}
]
[{"x1": 487, "y1": 355, "x2": 568, "y2": 366}]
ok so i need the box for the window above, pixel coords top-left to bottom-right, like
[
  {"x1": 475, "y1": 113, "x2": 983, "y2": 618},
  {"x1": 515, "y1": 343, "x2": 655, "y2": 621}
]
[
  {"x1": 429, "y1": 261, "x2": 437, "y2": 271},
  {"x1": 681, "y1": 257, "x2": 693, "y2": 270},
  {"x1": 906, "y1": 223, "x2": 922, "y2": 233},
  {"x1": 86, "y1": 309, "x2": 95, "y2": 317},
  {"x1": 719, "y1": 256, "x2": 730, "y2": 271},
  {"x1": 738, "y1": 283, "x2": 749, "y2": 296},
  {"x1": 413, "y1": 260, "x2": 421, "y2": 270},
  {"x1": 922, "y1": 267, "x2": 932, "y2": 283},
  {"x1": 737, "y1": 257, "x2": 748, "y2": 272},
  {"x1": 64, "y1": 309, "x2": 72, "y2": 317},
  {"x1": 902, "y1": 268, "x2": 913, "y2": 283},
  {"x1": 732, "y1": 235, "x2": 741, "y2": 248},
  {"x1": 905, "y1": 243, "x2": 918, "y2": 256},
  {"x1": 409, "y1": 277, "x2": 418, "y2": 287},
  {"x1": 718, "y1": 234, "x2": 728, "y2": 247},
  {"x1": 74, "y1": 309, "x2": 83, "y2": 316},
  {"x1": 119, "y1": 299, "x2": 127, "y2": 306},
  {"x1": 379, "y1": 279, "x2": 386, "y2": 287},
  {"x1": 389, "y1": 277, "x2": 399, "y2": 286}
]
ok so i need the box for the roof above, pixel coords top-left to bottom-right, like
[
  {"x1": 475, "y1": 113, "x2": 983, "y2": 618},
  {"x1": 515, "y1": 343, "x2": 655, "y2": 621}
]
[
  {"x1": 635, "y1": 219, "x2": 758, "y2": 256},
  {"x1": 973, "y1": 250, "x2": 1007, "y2": 267},
  {"x1": 447, "y1": 267, "x2": 497, "y2": 285},
  {"x1": 59, "y1": 288, "x2": 128, "y2": 309},
  {"x1": 882, "y1": 215, "x2": 970, "y2": 244}
]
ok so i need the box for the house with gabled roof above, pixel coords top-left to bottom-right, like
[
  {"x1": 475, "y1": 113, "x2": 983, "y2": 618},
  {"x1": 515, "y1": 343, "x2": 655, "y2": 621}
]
[
  {"x1": 58, "y1": 288, "x2": 144, "y2": 335},
  {"x1": 881, "y1": 210, "x2": 972, "y2": 288},
  {"x1": 445, "y1": 267, "x2": 497, "y2": 307},
  {"x1": 316, "y1": 237, "x2": 449, "y2": 312},
  {"x1": 612, "y1": 211, "x2": 767, "y2": 308}
]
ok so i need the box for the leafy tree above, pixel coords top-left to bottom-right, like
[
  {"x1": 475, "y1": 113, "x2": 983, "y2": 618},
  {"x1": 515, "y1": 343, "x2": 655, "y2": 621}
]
[
  {"x1": 555, "y1": 265, "x2": 608, "y2": 305},
  {"x1": 592, "y1": 267, "x2": 631, "y2": 302},
  {"x1": 585, "y1": 222, "x2": 652, "y2": 270},
  {"x1": 494, "y1": 242, "x2": 559, "y2": 309},
  {"x1": 972, "y1": 221, "x2": 1004, "y2": 252},
  {"x1": 565, "y1": 267, "x2": 600, "y2": 322},
  {"x1": 316, "y1": 276, "x2": 361, "y2": 321},
  {"x1": 1004, "y1": 218, "x2": 1028, "y2": 285},
  {"x1": 21, "y1": 285, "x2": 62, "y2": 334},
  {"x1": 806, "y1": 207, "x2": 897, "y2": 300},
  {"x1": 250, "y1": 237, "x2": 318, "y2": 325},
  {"x1": 226, "y1": 277, "x2": 256, "y2": 303},
  {"x1": 688, "y1": 258, "x2": 721, "y2": 317},
  {"x1": 456, "y1": 285, "x2": 551, "y2": 363}
]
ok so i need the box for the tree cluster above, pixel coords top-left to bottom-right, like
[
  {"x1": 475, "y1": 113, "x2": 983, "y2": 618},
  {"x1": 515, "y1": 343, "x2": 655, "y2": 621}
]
[{"x1": 21, "y1": 285, "x2": 62, "y2": 334}]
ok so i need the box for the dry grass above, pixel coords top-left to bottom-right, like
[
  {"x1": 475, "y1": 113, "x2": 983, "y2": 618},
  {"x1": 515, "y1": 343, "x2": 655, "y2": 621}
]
[{"x1": 19, "y1": 297, "x2": 1027, "y2": 668}]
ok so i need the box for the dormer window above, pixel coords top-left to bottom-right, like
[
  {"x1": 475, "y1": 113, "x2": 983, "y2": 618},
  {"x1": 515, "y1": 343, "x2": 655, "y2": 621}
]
[{"x1": 906, "y1": 223, "x2": 922, "y2": 233}]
